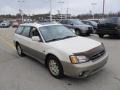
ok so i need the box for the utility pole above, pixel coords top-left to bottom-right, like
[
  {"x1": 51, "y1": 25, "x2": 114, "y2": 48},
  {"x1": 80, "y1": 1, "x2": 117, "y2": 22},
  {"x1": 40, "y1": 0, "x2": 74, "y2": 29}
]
[
  {"x1": 91, "y1": 3, "x2": 97, "y2": 19},
  {"x1": 103, "y1": 0, "x2": 105, "y2": 18},
  {"x1": 50, "y1": 0, "x2": 52, "y2": 21},
  {"x1": 66, "y1": 8, "x2": 69, "y2": 19},
  {"x1": 66, "y1": 0, "x2": 69, "y2": 19},
  {"x1": 19, "y1": 9, "x2": 24, "y2": 22},
  {"x1": 57, "y1": 1, "x2": 64, "y2": 20},
  {"x1": 18, "y1": 0, "x2": 25, "y2": 23}
]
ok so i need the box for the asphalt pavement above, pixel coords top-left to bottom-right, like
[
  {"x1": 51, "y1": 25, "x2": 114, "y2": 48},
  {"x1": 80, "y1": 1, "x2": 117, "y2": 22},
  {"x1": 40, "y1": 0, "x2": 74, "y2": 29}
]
[{"x1": 0, "y1": 27, "x2": 120, "y2": 90}]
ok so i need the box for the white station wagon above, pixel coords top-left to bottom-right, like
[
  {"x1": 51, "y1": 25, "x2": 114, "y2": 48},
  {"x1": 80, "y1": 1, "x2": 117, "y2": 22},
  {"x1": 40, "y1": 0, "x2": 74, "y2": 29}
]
[{"x1": 13, "y1": 22, "x2": 108, "y2": 79}]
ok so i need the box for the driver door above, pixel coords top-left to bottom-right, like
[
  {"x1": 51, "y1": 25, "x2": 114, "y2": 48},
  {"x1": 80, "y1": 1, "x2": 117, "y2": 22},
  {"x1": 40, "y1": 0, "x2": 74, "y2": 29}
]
[{"x1": 29, "y1": 27, "x2": 46, "y2": 64}]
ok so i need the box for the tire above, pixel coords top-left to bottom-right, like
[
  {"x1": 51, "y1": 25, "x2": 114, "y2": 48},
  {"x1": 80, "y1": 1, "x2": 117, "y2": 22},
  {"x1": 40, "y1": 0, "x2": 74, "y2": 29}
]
[
  {"x1": 75, "y1": 29, "x2": 81, "y2": 36},
  {"x1": 47, "y1": 56, "x2": 64, "y2": 79},
  {"x1": 98, "y1": 34, "x2": 104, "y2": 38},
  {"x1": 16, "y1": 44, "x2": 24, "y2": 56},
  {"x1": 86, "y1": 33, "x2": 90, "y2": 36}
]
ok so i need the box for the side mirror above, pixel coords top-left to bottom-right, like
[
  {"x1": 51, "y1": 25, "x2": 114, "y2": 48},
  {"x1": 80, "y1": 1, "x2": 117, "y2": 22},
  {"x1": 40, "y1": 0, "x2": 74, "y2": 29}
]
[
  {"x1": 32, "y1": 36, "x2": 40, "y2": 42},
  {"x1": 70, "y1": 29, "x2": 75, "y2": 33}
]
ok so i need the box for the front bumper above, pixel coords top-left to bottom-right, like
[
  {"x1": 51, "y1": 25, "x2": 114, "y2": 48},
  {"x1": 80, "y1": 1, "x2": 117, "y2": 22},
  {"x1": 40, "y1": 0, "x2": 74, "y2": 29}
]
[
  {"x1": 0, "y1": 25, "x2": 10, "y2": 28},
  {"x1": 81, "y1": 28, "x2": 93, "y2": 35},
  {"x1": 62, "y1": 52, "x2": 108, "y2": 78},
  {"x1": 97, "y1": 29, "x2": 120, "y2": 35}
]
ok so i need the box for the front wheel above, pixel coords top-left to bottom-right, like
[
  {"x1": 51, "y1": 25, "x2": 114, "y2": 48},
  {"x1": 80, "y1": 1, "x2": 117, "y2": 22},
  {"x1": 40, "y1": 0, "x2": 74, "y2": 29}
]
[
  {"x1": 98, "y1": 34, "x2": 104, "y2": 38},
  {"x1": 75, "y1": 29, "x2": 81, "y2": 36},
  {"x1": 47, "y1": 56, "x2": 64, "y2": 79}
]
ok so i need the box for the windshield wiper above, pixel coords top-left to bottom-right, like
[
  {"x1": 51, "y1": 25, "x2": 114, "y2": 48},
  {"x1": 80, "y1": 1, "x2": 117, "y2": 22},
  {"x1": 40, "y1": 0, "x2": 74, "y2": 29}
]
[
  {"x1": 46, "y1": 36, "x2": 76, "y2": 42},
  {"x1": 62, "y1": 36, "x2": 76, "y2": 39},
  {"x1": 46, "y1": 38, "x2": 63, "y2": 42}
]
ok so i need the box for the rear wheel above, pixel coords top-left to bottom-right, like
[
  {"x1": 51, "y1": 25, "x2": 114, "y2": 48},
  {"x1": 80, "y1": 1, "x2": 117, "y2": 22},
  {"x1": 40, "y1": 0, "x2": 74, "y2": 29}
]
[
  {"x1": 16, "y1": 44, "x2": 24, "y2": 56},
  {"x1": 47, "y1": 56, "x2": 64, "y2": 79},
  {"x1": 98, "y1": 34, "x2": 104, "y2": 38}
]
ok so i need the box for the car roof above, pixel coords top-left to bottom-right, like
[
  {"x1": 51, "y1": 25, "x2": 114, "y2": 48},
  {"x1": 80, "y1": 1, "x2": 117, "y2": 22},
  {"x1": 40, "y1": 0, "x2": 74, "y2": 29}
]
[{"x1": 20, "y1": 22, "x2": 62, "y2": 28}]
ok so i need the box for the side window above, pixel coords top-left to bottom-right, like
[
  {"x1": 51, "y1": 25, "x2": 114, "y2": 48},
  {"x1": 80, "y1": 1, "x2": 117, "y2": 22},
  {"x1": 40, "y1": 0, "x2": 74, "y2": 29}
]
[
  {"x1": 21, "y1": 26, "x2": 31, "y2": 37},
  {"x1": 67, "y1": 20, "x2": 72, "y2": 25},
  {"x1": 60, "y1": 20, "x2": 64, "y2": 24},
  {"x1": 30, "y1": 27, "x2": 43, "y2": 42},
  {"x1": 100, "y1": 19, "x2": 108, "y2": 24},
  {"x1": 60, "y1": 20, "x2": 66, "y2": 24},
  {"x1": 117, "y1": 18, "x2": 120, "y2": 25},
  {"x1": 63, "y1": 20, "x2": 67, "y2": 24},
  {"x1": 15, "y1": 26, "x2": 24, "y2": 34},
  {"x1": 85, "y1": 22, "x2": 90, "y2": 25},
  {"x1": 30, "y1": 27, "x2": 39, "y2": 37}
]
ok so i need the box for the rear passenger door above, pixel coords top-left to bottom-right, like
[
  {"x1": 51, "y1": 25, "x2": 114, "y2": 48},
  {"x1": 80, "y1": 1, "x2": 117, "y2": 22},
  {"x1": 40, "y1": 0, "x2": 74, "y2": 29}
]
[{"x1": 19, "y1": 26, "x2": 32, "y2": 54}]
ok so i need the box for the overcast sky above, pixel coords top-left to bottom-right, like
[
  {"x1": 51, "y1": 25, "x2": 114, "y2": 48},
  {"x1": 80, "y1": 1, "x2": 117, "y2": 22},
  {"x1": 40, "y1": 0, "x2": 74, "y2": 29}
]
[{"x1": 0, "y1": 0, "x2": 120, "y2": 15}]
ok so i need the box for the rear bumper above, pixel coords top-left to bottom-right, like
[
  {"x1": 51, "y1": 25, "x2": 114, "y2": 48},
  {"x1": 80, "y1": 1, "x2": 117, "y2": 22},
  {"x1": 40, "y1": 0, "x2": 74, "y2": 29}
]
[
  {"x1": 62, "y1": 52, "x2": 108, "y2": 78},
  {"x1": 81, "y1": 30, "x2": 93, "y2": 35}
]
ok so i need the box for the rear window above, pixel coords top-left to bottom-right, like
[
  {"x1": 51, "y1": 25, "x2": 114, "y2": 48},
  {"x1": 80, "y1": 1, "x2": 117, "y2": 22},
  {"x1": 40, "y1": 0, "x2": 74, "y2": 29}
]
[
  {"x1": 101, "y1": 18, "x2": 118, "y2": 24},
  {"x1": 60, "y1": 20, "x2": 67, "y2": 24},
  {"x1": 15, "y1": 26, "x2": 24, "y2": 34}
]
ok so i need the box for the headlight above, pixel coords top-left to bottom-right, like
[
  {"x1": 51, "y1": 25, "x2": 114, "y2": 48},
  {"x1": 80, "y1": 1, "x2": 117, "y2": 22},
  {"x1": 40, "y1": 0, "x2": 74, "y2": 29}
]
[{"x1": 69, "y1": 55, "x2": 89, "y2": 64}]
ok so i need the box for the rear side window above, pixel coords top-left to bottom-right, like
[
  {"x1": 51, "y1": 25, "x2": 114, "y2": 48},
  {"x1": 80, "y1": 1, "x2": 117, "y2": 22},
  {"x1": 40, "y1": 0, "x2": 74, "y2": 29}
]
[
  {"x1": 15, "y1": 26, "x2": 24, "y2": 34},
  {"x1": 108, "y1": 18, "x2": 117, "y2": 24},
  {"x1": 21, "y1": 26, "x2": 31, "y2": 37},
  {"x1": 60, "y1": 20, "x2": 67, "y2": 24},
  {"x1": 101, "y1": 18, "x2": 117, "y2": 24},
  {"x1": 67, "y1": 20, "x2": 72, "y2": 25}
]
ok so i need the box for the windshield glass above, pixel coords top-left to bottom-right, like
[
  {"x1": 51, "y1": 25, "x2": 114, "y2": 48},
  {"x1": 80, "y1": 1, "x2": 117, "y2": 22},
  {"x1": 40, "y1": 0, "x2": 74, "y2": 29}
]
[
  {"x1": 89, "y1": 21, "x2": 97, "y2": 26},
  {"x1": 39, "y1": 25, "x2": 76, "y2": 42},
  {"x1": 71, "y1": 19, "x2": 84, "y2": 25}
]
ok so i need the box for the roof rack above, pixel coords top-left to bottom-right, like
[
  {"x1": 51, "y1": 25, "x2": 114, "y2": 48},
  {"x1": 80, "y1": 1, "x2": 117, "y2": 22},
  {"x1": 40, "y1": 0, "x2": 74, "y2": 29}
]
[{"x1": 38, "y1": 21, "x2": 60, "y2": 25}]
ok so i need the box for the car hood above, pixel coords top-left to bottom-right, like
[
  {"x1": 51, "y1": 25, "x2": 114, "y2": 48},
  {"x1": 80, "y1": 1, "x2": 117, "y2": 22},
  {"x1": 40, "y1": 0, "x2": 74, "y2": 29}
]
[
  {"x1": 48, "y1": 36, "x2": 101, "y2": 54},
  {"x1": 75, "y1": 24, "x2": 92, "y2": 30}
]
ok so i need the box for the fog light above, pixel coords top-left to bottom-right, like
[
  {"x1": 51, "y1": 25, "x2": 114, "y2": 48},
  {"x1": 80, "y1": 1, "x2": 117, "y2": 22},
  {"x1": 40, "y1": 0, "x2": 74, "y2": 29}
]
[{"x1": 79, "y1": 72, "x2": 83, "y2": 76}]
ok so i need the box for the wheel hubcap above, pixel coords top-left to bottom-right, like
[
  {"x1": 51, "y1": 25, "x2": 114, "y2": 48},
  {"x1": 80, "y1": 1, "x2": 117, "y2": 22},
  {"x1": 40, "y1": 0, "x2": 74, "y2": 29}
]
[
  {"x1": 49, "y1": 60, "x2": 59, "y2": 76},
  {"x1": 17, "y1": 46, "x2": 22, "y2": 55},
  {"x1": 75, "y1": 30, "x2": 80, "y2": 35}
]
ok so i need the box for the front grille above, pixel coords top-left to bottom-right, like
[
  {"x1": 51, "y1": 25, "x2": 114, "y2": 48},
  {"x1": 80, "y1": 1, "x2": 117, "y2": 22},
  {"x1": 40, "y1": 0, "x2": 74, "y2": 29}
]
[
  {"x1": 90, "y1": 50, "x2": 105, "y2": 61},
  {"x1": 88, "y1": 27, "x2": 93, "y2": 33},
  {"x1": 73, "y1": 44, "x2": 105, "y2": 62},
  {"x1": 88, "y1": 27, "x2": 93, "y2": 30}
]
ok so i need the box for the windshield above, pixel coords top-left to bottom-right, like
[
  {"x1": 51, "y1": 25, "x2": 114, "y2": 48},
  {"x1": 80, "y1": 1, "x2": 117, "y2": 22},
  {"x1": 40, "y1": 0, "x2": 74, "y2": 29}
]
[
  {"x1": 89, "y1": 21, "x2": 97, "y2": 26},
  {"x1": 71, "y1": 19, "x2": 84, "y2": 25},
  {"x1": 39, "y1": 25, "x2": 76, "y2": 42}
]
